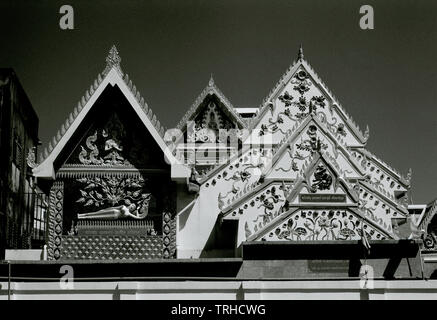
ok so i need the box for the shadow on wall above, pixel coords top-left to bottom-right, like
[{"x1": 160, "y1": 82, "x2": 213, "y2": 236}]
[{"x1": 199, "y1": 218, "x2": 238, "y2": 258}]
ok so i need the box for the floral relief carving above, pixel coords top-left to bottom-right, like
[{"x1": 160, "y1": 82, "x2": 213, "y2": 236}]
[
  {"x1": 242, "y1": 184, "x2": 289, "y2": 238},
  {"x1": 278, "y1": 91, "x2": 293, "y2": 106},
  {"x1": 291, "y1": 70, "x2": 312, "y2": 95}
]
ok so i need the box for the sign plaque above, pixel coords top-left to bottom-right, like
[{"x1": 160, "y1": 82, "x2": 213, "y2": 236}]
[{"x1": 299, "y1": 194, "x2": 346, "y2": 203}]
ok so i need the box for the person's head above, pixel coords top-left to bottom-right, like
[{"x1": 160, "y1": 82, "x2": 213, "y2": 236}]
[{"x1": 128, "y1": 203, "x2": 137, "y2": 212}]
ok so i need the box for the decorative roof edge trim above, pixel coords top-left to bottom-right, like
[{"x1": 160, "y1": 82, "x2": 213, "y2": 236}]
[{"x1": 356, "y1": 148, "x2": 411, "y2": 187}]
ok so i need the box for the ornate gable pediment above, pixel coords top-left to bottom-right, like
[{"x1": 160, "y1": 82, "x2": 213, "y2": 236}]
[
  {"x1": 250, "y1": 208, "x2": 389, "y2": 242},
  {"x1": 33, "y1": 45, "x2": 176, "y2": 179},
  {"x1": 188, "y1": 98, "x2": 239, "y2": 144}
]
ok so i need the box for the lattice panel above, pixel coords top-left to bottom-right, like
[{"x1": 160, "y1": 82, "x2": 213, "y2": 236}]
[{"x1": 61, "y1": 235, "x2": 163, "y2": 260}]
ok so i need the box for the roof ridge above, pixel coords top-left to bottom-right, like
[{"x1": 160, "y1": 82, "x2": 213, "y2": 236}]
[{"x1": 123, "y1": 72, "x2": 166, "y2": 137}]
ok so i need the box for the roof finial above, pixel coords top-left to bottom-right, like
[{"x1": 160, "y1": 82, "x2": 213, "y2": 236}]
[
  {"x1": 103, "y1": 45, "x2": 123, "y2": 76},
  {"x1": 209, "y1": 73, "x2": 215, "y2": 86},
  {"x1": 298, "y1": 44, "x2": 304, "y2": 61}
]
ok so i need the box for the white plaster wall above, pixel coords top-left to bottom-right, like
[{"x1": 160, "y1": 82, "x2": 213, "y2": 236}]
[{"x1": 177, "y1": 148, "x2": 269, "y2": 258}]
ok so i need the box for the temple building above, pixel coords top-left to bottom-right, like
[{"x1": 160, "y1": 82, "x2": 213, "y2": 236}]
[
  {"x1": 32, "y1": 45, "x2": 413, "y2": 260},
  {"x1": 1, "y1": 45, "x2": 437, "y2": 299}
]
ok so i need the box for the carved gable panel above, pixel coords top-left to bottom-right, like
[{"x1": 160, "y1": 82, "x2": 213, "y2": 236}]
[
  {"x1": 251, "y1": 66, "x2": 363, "y2": 146},
  {"x1": 255, "y1": 209, "x2": 387, "y2": 242},
  {"x1": 56, "y1": 85, "x2": 169, "y2": 170},
  {"x1": 268, "y1": 120, "x2": 363, "y2": 181}
]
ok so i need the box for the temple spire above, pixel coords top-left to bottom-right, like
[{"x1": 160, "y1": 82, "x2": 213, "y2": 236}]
[
  {"x1": 103, "y1": 45, "x2": 123, "y2": 76},
  {"x1": 298, "y1": 44, "x2": 304, "y2": 61},
  {"x1": 208, "y1": 73, "x2": 215, "y2": 87}
]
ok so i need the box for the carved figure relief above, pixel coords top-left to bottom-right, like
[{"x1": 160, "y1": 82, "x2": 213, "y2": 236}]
[
  {"x1": 79, "y1": 129, "x2": 130, "y2": 165},
  {"x1": 188, "y1": 101, "x2": 238, "y2": 143}
]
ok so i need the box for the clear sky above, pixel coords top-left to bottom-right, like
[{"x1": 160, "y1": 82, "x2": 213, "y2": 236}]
[{"x1": 0, "y1": 0, "x2": 435, "y2": 203}]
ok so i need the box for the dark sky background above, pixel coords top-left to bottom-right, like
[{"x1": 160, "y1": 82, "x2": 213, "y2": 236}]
[{"x1": 0, "y1": 0, "x2": 435, "y2": 203}]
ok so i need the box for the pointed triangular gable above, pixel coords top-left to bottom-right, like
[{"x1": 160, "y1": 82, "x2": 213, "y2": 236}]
[
  {"x1": 247, "y1": 46, "x2": 369, "y2": 147},
  {"x1": 33, "y1": 46, "x2": 177, "y2": 179}
]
